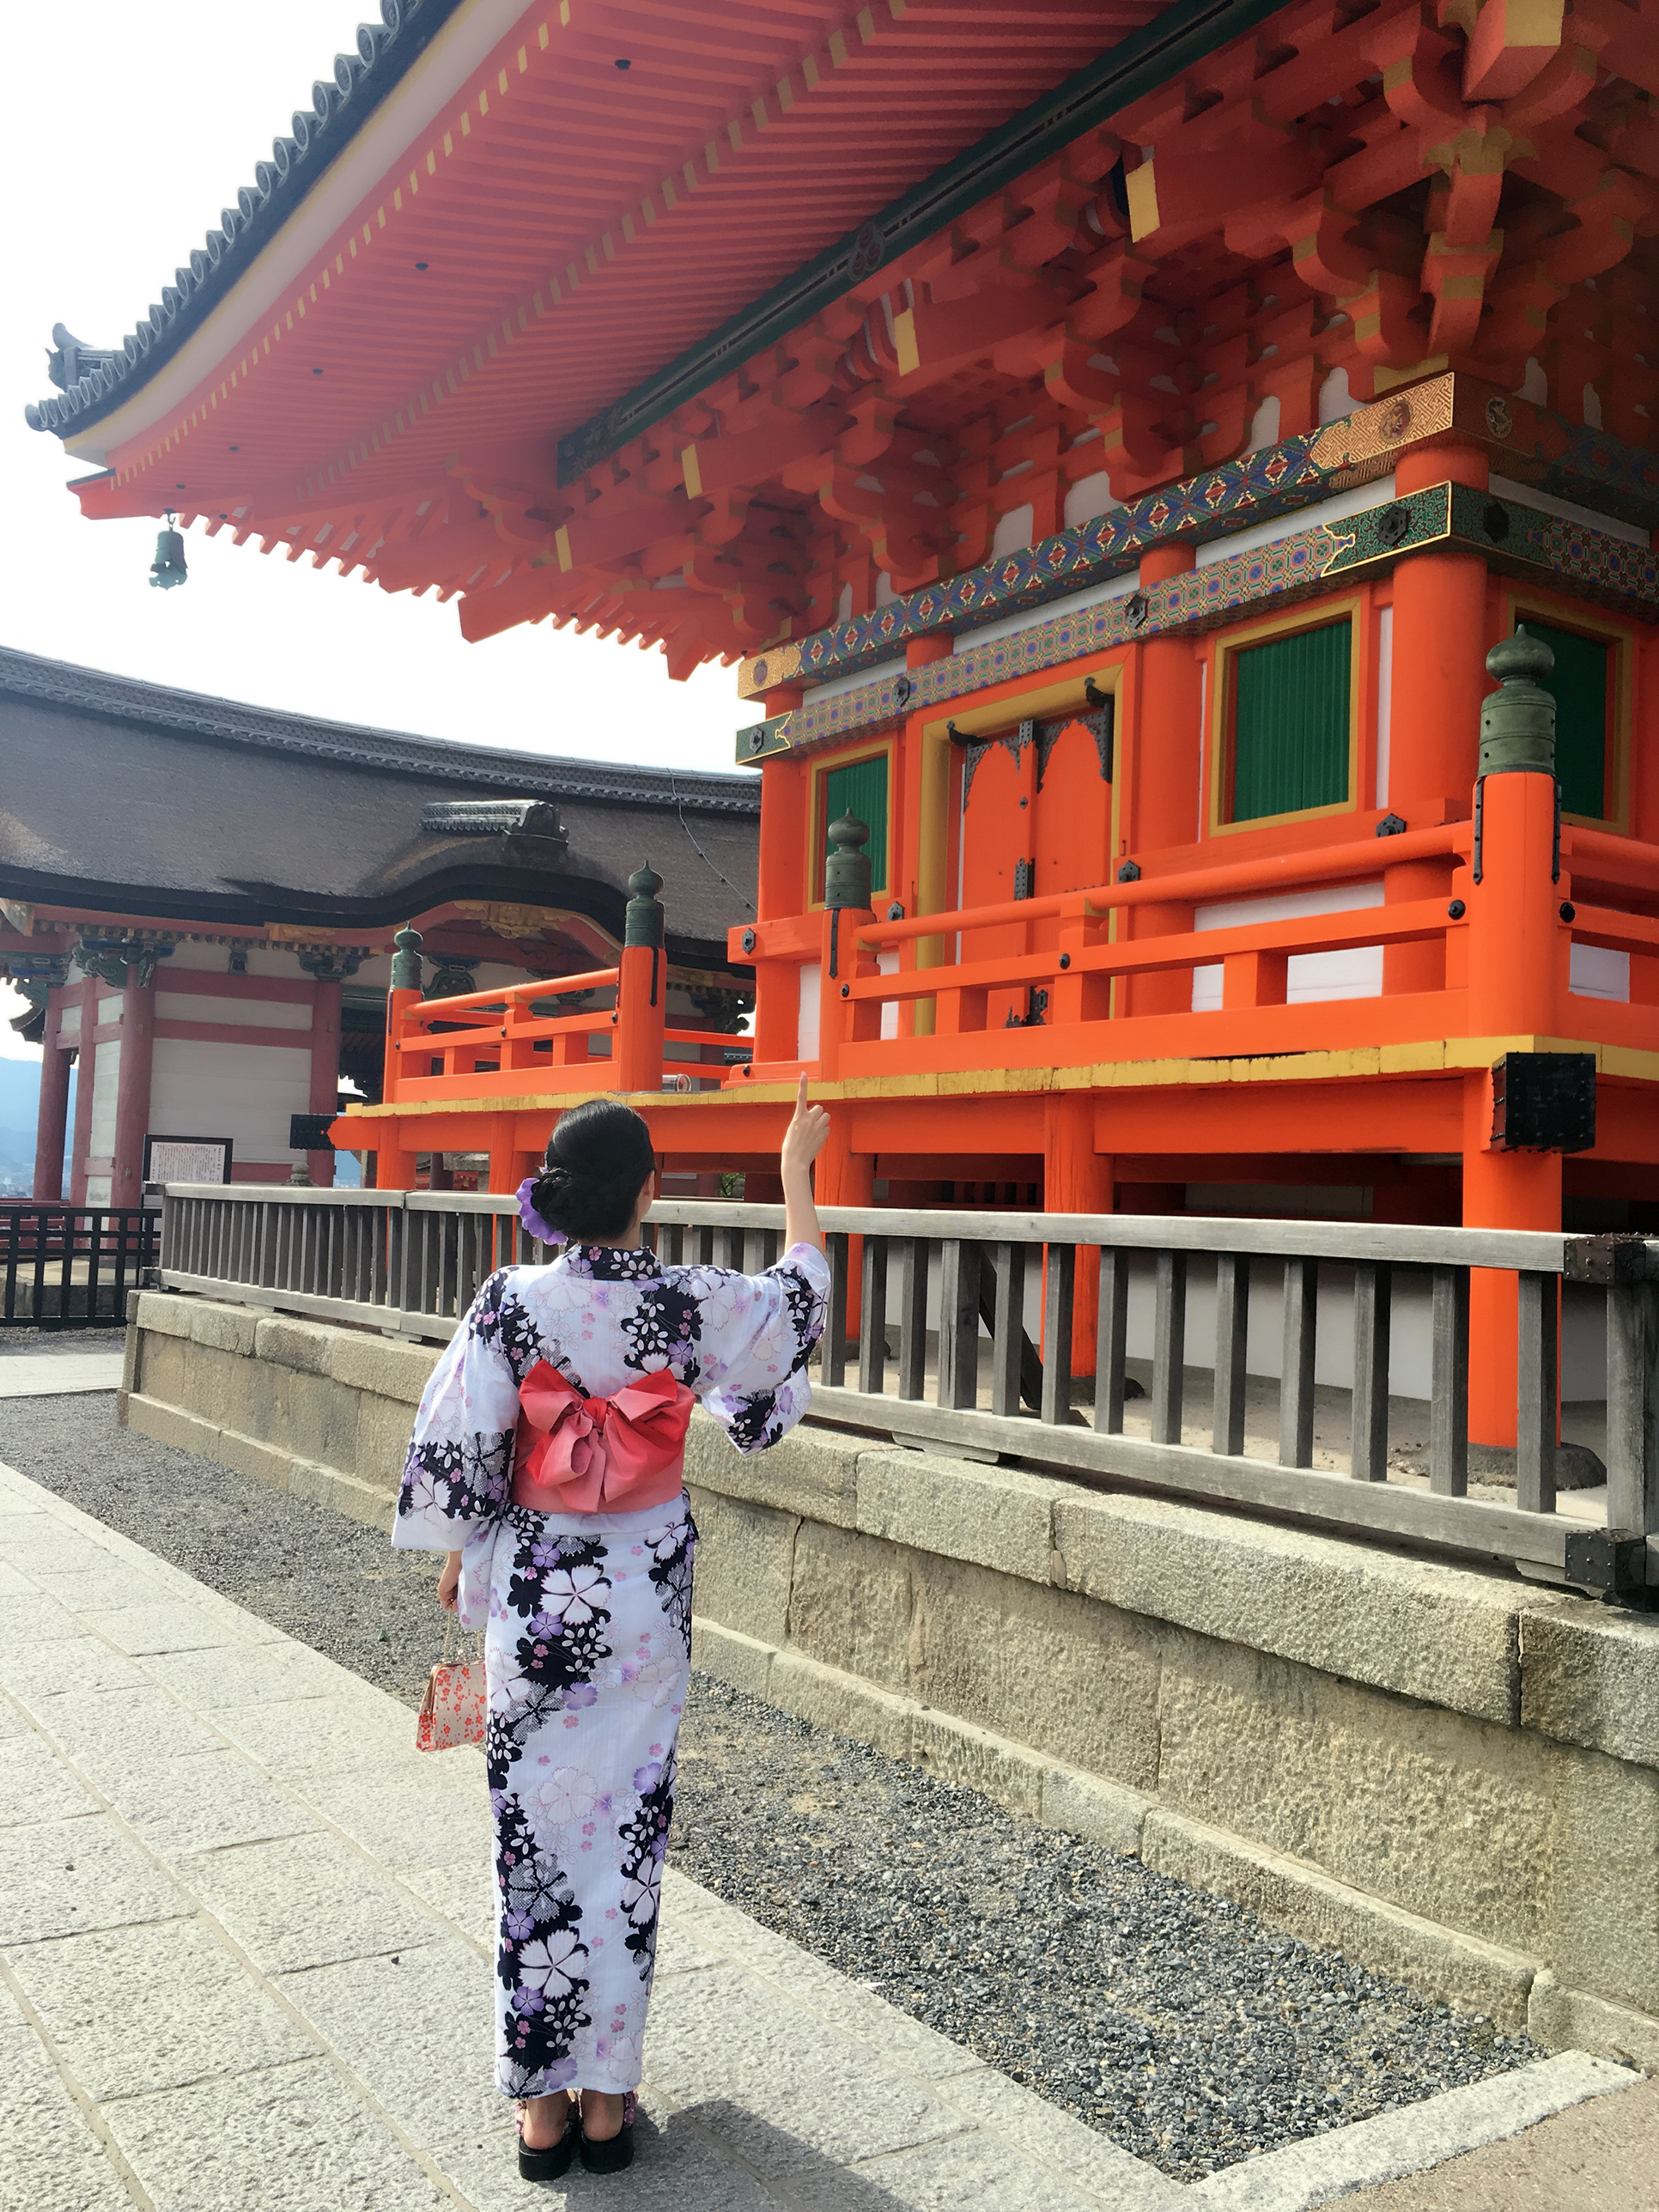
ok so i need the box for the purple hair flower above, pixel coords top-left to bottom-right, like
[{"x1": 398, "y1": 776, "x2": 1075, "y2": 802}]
[{"x1": 517, "y1": 1176, "x2": 564, "y2": 1247}]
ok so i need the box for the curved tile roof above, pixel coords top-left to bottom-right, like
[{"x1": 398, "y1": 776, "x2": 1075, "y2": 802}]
[
  {"x1": 26, "y1": 0, "x2": 467, "y2": 440},
  {"x1": 0, "y1": 647, "x2": 758, "y2": 956},
  {"x1": 0, "y1": 647, "x2": 759, "y2": 816}
]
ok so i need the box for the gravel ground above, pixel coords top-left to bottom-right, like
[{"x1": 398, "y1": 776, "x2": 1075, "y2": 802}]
[
  {"x1": 0, "y1": 1327, "x2": 128, "y2": 1357},
  {"x1": 0, "y1": 1391, "x2": 1541, "y2": 2182}
]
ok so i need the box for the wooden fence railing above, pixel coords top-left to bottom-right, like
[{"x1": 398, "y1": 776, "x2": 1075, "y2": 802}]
[
  {"x1": 2, "y1": 1204, "x2": 159, "y2": 1328},
  {"x1": 153, "y1": 1186, "x2": 1656, "y2": 1602}
]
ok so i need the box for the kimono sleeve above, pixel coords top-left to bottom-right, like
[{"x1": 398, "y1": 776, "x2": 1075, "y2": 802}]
[
  {"x1": 392, "y1": 1269, "x2": 524, "y2": 1551},
  {"x1": 692, "y1": 1240, "x2": 832, "y2": 1455}
]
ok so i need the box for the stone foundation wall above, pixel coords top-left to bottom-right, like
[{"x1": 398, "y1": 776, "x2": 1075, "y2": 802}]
[{"x1": 121, "y1": 1289, "x2": 1659, "y2": 2071}]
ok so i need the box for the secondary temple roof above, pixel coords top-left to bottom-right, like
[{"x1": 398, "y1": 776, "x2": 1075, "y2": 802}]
[
  {"x1": 25, "y1": 0, "x2": 1659, "y2": 676},
  {"x1": 0, "y1": 648, "x2": 758, "y2": 965}
]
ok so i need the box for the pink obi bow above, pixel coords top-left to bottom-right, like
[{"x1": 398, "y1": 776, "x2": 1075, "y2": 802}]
[{"x1": 512, "y1": 1360, "x2": 693, "y2": 1516}]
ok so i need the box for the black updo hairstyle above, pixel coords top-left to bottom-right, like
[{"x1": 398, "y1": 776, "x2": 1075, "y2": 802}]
[{"x1": 529, "y1": 1096, "x2": 657, "y2": 1243}]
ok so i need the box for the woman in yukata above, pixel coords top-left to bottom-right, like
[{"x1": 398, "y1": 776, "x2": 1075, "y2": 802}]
[{"x1": 393, "y1": 1076, "x2": 831, "y2": 2181}]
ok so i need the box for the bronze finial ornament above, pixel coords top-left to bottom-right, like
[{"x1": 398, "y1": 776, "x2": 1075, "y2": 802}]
[
  {"x1": 1480, "y1": 627, "x2": 1557, "y2": 778},
  {"x1": 389, "y1": 924, "x2": 423, "y2": 993},
  {"x1": 823, "y1": 814, "x2": 872, "y2": 912},
  {"x1": 623, "y1": 866, "x2": 665, "y2": 949}
]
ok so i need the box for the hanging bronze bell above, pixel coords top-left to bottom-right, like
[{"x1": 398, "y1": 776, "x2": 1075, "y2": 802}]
[{"x1": 149, "y1": 525, "x2": 188, "y2": 590}]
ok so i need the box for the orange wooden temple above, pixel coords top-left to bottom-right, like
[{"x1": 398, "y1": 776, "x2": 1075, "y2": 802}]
[{"x1": 27, "y1": 0, "x2": 1659, "y2": 1443}]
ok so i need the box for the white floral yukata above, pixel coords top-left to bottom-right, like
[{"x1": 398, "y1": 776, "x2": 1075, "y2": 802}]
[{"x1": 393, "y1": 1237, "x2": 830, "y2": 2100}]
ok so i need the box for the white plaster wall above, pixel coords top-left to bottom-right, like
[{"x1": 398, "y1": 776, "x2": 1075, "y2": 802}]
[
  {"x1": 155, "y1": 993, "x2": 313, "y2": 1030},
  {"x1": 798, "y1": 963, "x2": 822, "y2": 1061},
  {"x1": 149, "y1": 1036, "x2": 313, "y2": 1169},
  {"x1": 88, "y1": 1039, "x2": 122, "y2": 1158},
  {"x1": 877, "y1": 950, "x2": 900, "y2": 1040},
  {"x1": 1190, "y1": 883, "x2": 1383, "y2": 1011},
  {"x1": 1570, "y1": 945, "x2": 1630, "y2": 1002},
  {"x1": 164, "y1": 944, "x2": 248, "y2": 974}
]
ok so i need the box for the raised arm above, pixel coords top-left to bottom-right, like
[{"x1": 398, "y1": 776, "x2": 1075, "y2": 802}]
[{"x1": 781, "y1": 1072, "x2": 830, "y2": 1253}]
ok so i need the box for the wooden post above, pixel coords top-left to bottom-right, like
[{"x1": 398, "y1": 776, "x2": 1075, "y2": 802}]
[
  {"x1": 815, "y1": 811, "x2": 876, "y2": 1326},
  {"x1": 756, "y1": 695, "x2": 805, "y2": 921},
  {"x1": 68, "y1": 974, "x2": 95, "y2": 1206},
  {"x1": 378, "y1": 927, "x2": 423, "y2": 1194},
  {"x1": 33, "y1": 1001, "x2": 70, "y2": 1200},
  {"x1": 615, "y1": 867, "x2": 667, "y2": 1096},
  {"x1": 111, "y1": 955, "x2": 157, "y2": 1211},
  {"x1": 1125, "y1": 543, "x2": 1200, "y2": 1017},
  {"x1": 485, "y1": 1115, "x2": 519, "y2": 1197},
  {"x1": 817, "y1": 812, "x2": 878, "y2": 1074},
  {"x1": 1042, "y1": 1091, "x2": 1112, "y2": 1373},
  {"x1": 750, "y1": 731, "x2": 806, "y2": 1066},
  {"x1": 1384, "y1": 437, "x2": 1491, "y2": 994},
  {"x1": 1462, "y1": 632, "x2": 1571, "y2": 1447}
]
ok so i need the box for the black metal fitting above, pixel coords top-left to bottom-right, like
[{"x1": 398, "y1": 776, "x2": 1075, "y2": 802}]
[
  {"x1": 1492, "y1": 1052, "x2": 1595, "y2": 1154},
  {"x1": 1376, "y1": 813, "x2": 1407, "y2": 837},
  {"x1": 1562, "y1": 1233, "x2": 1651, "y2": 1285},
  {"x1": 740, "y1": 927, "x2": 757, "y2": 953},
  {"x1": 1116, "y1": 860, "x2": 1141, "y2": 883},
  {"x1": 1559, "y1": 902, "x2": 1576, "y2": 923},
  {"x1": 840, "y1": 982, "x2": 850, "y2": 998},
  {"x1": 1448, "y1": 900, "x2": 1466, "y2": 920},
  {"x1": 1564, "y1": 1528, "x2": 1651, "y2": 1607},
  {"x1": 1059, "y1": 953, "x2": 1072, "y2": 969}
]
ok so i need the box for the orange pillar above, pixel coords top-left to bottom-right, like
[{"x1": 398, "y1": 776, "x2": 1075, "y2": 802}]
[
  {"x1": 757, "y1": 700, "x2": 806, "y2": 922},
  {"x1": 615, "y1": 868, "x2": 667, "y2": 1096},
  {"x1": 377, "y1": 927, "x2": 424, "y2": 1193},
  {"x1": 750, "y1": 699, "x2": 808, "y2": 1068},
  {"x1": 485, "y1": 1114, "x2": 518, "y2": 1196},
  {"x1": 1043, "y1": 1092, "x2": 1113, "y2": 1373},
  {"x1": 1383, "y1": 437, "x2": 1491, "y2": 994},
  {"x1": 111, "y1": 961, "x2": 156, "y2": 1211},
  {"x1": 1126, "y1": 544, "x2": 1200, "y2": 1015},
  {"x1": 1462, "y1": 661, "x2": 1571, "y2": 1445},
  {"x1": 33, "y1": 1006, "x2": 70, "y2": 1200},
  {"x1": 614, "y1": 945, "x2": 665, "y2": 1095}
]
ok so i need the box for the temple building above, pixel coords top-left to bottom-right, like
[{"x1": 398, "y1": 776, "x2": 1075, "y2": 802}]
[
  {"x1": 0, "y1": 647, "x2": 757, "y2": 1200},
  {"x1": 24, "y1": 0, "x2": 1659, "y2": 1440}
]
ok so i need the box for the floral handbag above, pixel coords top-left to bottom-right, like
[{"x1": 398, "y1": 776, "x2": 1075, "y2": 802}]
[{"x1": 416, "y1": 1621, "x2": 486, "y2": 1753}]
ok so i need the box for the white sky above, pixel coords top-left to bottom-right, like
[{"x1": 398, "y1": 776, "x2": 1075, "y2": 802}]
[{"x1": 0, "y1": 2, "x2": 765, "y2": 1059}]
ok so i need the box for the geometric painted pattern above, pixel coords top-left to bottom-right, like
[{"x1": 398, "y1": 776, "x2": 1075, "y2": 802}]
[
  {"x1": 736, "y1": 483, "x2": 1659, "y2": 763},
  {"x1": 737, "y1": 426, "x2": 1358, "y2": 700}
]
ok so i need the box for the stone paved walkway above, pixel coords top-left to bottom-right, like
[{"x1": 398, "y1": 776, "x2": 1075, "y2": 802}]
[
  {"x1": 0, "y1": 1455, "x2": 1638, "y2": 2212},
  {"x1": 0, "y1": 1353, "x2": 126, "y2": 1399}
]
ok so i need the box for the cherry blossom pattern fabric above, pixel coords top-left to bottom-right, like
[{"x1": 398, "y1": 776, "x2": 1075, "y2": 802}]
[
  {"x1": 392, "y1": 1238, "x2": 829, "y2": 2098},
  {"x1": 393, "y1": 1239, "x2": 831, "y2": 1558},
  {"x1": 483, "y1": 1496, "x2": 694, "y2": 2098}
]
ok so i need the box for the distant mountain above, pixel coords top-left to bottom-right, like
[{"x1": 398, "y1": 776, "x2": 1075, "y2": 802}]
[
  {"x1": 0, "y1": 1059, "x2": 41, "y2": 1127},
  {"x1": 0, "y1": 1059, "x2": 71, "y2": 1196}
]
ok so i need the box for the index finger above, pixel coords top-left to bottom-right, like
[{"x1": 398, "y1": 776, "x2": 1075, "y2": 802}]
[{"x1": 795, "y1": 1071, "x2": 809, "y2": 1115}]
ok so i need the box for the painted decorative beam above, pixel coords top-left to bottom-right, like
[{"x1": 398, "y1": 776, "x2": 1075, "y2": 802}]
[{"x1": 738, "y1": 481, "x2": 1659, "y2": 762}]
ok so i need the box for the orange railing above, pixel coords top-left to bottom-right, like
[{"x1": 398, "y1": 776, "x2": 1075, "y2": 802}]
[
  {"x1": 383, "y1": 964, "x2": 741, "y2": 1104},
  {"x1": 390, "y1": 967, "x2": 622, "y2": 1096},
  {"x1": 727, "y1": 814, "x2": 1659, "y2": 1086},
  {"x1": 377, "y1": 816, "x2": 1659, "y2": 1110}
]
